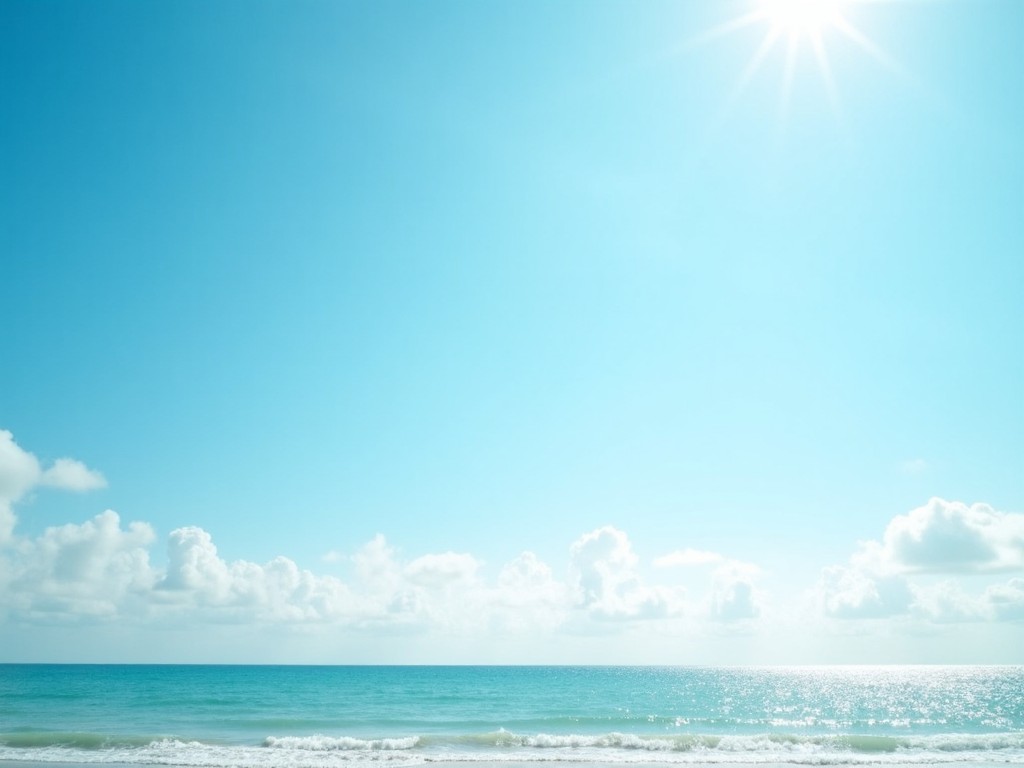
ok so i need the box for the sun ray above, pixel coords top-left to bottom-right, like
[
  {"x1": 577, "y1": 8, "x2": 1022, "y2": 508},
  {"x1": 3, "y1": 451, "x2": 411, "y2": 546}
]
[
  {"x1": 684, "y1": 11, "x2": 765, "y2": 49},
  {"x1": 832, "y1": 14, "x2": 911, "y2": 81},
  {"x1": 731, "y1": 27, "x2": 785, "y2": 104},
  {"x1": 809, "y1": 29, "x2": 843, "y2": 124},
  {"x1": 777, "y1": 34, "x2": 800, "y2": 131},
  {"x1": 701, "y1": 0, "x2": 917, "y2": 135}
]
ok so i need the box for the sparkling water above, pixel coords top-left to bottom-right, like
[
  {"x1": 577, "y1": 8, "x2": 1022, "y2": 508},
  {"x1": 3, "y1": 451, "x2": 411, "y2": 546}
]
[{"x1": 1, "y1": 665, "x2": 1023, "y2": 766}]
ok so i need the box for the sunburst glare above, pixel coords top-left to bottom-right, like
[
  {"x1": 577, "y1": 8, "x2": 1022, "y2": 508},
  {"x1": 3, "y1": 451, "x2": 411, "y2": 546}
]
[
  {"x1": 758, "y1": 0, "x2": 845, "y2": 37},
  {"x1": 702, "y1": 0, "x2": 906, "y2": 127}
]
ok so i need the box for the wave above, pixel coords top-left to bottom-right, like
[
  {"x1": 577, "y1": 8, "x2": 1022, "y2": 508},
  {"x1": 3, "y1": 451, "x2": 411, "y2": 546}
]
[
  {"x1": 0, "y1": 733, "x2": 159, "y2": 750},
  {"x1": 264, "y1": 736, "x2": 421, "y2": 751},
  {"x1": 456, "y1": 730, "x2": 1024, "y2": 755},
  {"x1": 2, "y1": 730, "x2": 1024, "y2": 767}
]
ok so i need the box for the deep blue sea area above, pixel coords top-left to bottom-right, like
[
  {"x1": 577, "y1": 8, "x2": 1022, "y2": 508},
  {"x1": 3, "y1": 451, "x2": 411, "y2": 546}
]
[{"x1": 1, "y1": 665, "x2": 1023, "y2": 766}]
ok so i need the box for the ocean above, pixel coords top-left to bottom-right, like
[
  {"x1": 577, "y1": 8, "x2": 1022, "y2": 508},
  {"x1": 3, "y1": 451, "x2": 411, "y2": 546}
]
[{"x1": 1, "y1": 665, "x2": 1022, "y2": 767}]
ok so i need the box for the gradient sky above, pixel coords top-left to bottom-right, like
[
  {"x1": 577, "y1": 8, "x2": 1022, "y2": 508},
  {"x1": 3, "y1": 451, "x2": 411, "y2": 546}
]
[{"x1": 1, "y1": 0, "x2": 1022, "y2": 664}]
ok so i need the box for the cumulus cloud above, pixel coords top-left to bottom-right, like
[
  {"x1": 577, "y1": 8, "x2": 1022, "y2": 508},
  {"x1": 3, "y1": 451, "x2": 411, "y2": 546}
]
[
  {"x1": 879, "y1": 498, "x2": 1024, "y2": 573},
  {"x1": 497, "y1": 552, "x2": 568, "y2": 605},
  {"x1": 816, "y1": 565, "x2": 914, "y2": 619},
  {"x1": 1, "y1": 432, "x2": 777, "y2": 635},
  {"x1": 351, "y1": 534, "x2": 401, "y2": 589},
  {"x1": 3, "y1": 510, "x2": 155, "y2": 619},
  {"x1": 0, "y1": 431, "x2": 106, "y2": 543},
  {"x1": 156, "y1": 526, "x2": 356, "y2": 622},
  {"x1": 0, "y1": 431, "x2": 41, "y2": 501},
  {"x1": 815, "y1": 499, "x2": 1024, "y2": 623},
  {"x1": 0, "y1": 515, "x2": 766, "y2": 634},
  {"x1": 654, "y1": 546, "x2": 763, "y2": 622},
  {"x1": 569, "y1": 526, "x2": 685, "y2": 621},
  {"x1": 40, "y1": 458, "x2": 107, "y2": 492},
  {"x1": 709, "y1": 560, "x2": 762, "y2": 622},
  {"x1": 0, "y1": 430, "x2": 43, "y2": 542}
]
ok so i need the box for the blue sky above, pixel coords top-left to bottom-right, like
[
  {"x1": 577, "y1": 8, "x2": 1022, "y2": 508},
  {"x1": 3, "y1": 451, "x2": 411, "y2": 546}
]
[{"x1": 1, "y1": 0, "x2": 1021, "y2": 663}]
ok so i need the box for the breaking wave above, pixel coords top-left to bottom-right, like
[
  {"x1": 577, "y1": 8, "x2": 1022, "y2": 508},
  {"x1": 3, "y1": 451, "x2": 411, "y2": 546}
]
[
  {"x1": 264, "y1": 736, "x2": 421, "y2": 751},
  {"x1": 3, "y1": 730, "x2": 1024, "y2": 766}
]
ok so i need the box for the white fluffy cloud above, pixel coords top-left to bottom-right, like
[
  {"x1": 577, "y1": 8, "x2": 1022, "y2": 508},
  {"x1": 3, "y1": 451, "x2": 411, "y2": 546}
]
[
  {"x1": 815, "y1": 499, "x2": 1024, "y2": 623},
  {"x1": 0, "y1": 431, "x2": 41, "y2": 503},
  {"x1": 0, "y1": 431, "x2": 106, "y2": 543},
  {"x1": 3, "y1": 510, "x2": 154, "y2": 619},
  {"x1": 2, "y1": 432, "x2": 781, "y2": 638},
  {"x1": 816, "y1": 565, "x2": 914, "y2": 620},
  {"x1": 495, "y1": 552, "x2": 571, "y2": 629},
  {"x1": 569, "y1": 526, "x2": 686, "y2": 621},
  {"x1": 655, "y1": 547, "x2": 763, "y2": 622},
  {"x1": 40, "y1": 458, "x2": 107, "y2": 492},
  {"x1": 1, "y1": 430, "x2": 44, "y2": 542},
  {"x1": 709, "y1": 560, "x2": 762, "y2": 622},
  {"x1": 156, "y1": 526, "x2": 357, "y2": 623},
  {"x1": 879, "y1": 498, "x2": 1024, "y2": 573}
]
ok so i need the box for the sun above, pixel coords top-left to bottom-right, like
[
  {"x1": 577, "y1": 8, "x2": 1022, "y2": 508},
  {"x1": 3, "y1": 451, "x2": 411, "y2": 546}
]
[
  {"x1": 755, "y1": 0, "x2": 845, "y2": 38},
  {"x1": 698, "y1": 0, "x2": 903, "y2": 127}
]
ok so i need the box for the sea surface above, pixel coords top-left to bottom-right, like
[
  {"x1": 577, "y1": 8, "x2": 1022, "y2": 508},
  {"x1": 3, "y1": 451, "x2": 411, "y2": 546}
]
[{"x1": 1, "y1": 665, "x2": 1023, "y2": 767}]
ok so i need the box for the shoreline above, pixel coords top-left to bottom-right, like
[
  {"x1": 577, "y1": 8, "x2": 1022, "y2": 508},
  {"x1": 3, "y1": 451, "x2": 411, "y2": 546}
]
[{"x1": 0, "y1": 763, "x2": 1017, "y2": 768}]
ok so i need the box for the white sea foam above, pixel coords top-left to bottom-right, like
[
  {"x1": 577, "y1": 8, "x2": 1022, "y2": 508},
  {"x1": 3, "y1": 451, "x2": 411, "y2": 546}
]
[
  {"x1": 4, "y1": 730, "x2": 1024, "y2": 768},
  {"x1": 265, "y1": 736, "x2": 421, "y2": 751}
]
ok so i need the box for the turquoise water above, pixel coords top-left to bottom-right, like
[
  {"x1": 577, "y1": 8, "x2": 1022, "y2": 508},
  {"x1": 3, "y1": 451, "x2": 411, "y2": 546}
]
[{"x1": 1, "y1": 666, "x2": 1023, "y2": 766}]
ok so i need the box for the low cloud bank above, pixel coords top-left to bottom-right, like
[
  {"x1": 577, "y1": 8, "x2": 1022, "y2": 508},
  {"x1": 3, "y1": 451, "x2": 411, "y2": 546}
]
[{"x1": 2, "y1": 432, "x2": 1020, "y2": 636}]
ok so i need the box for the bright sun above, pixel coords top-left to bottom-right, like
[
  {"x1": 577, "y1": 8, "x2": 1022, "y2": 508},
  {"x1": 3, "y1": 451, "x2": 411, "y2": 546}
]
[
  {"x1": 701, "y1": 0, "x2": 900, "y2": 125},
  {"x1": 756, "y1": 0, "x2": 844, "y2": 38}
]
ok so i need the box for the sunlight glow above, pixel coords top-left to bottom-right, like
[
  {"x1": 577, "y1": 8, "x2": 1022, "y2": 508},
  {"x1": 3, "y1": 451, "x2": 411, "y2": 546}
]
[
  {"x1": 698, "y1": 0, "x2": 908, "y2": 129},
  {"x1": 758, "y1": 0, "x2": 844, "y2": 38}
]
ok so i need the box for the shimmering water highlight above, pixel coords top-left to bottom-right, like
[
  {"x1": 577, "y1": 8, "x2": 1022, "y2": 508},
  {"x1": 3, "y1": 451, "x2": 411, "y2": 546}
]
[{"x1": 1, "y1": 665, "x2": 1022, "y2": 766}]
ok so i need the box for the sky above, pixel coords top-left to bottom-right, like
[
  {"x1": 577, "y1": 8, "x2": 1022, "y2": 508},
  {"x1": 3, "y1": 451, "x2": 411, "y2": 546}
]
[{"x1": 0, "y1": 0, "x2": 1022, "y2": 664}]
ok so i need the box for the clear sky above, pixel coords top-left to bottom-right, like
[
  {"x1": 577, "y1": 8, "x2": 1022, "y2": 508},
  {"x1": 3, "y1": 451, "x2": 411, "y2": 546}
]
[{"x1": 1, "y1": 0, "x2": 1021, "y2": 664}]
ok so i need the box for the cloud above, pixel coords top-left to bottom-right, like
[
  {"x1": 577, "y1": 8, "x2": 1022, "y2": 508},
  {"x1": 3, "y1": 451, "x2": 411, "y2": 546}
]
[
  {"x1": 351, "y1": 534, "x2": 402, "y2": 595},
  {"x1": 0, "y1": 430, "x2": 43, "y2": 542},
  {"x1": 653, "y1": 546, "x2": 764, "y2": 621},
  {"x1": 983, "y1": 578, "x2": 1024, "y2": 621},
  {"x1": 0, "y1": 431, "x2": 42, "y2": 502},
  {"x1": 913, "y1": 580, "x2": 988, "y2": 623},
  {"x1": 815, "y1": 499, "x2": 1024, "y2": 623},
  {"x1": 709, "y1": 560, "x2": 762, "y2": 622},
  {"x1": 40, "y1": 458, "x2": 107, "y2": 492},
  {"x1": 816, "y1": 565, "x2": 914, "y2": 619},
  {"x1": 569, "y1": 526, "x2": 685, "y2": 621},
  {"x1": 0, "y1": 433, "x2": 778, "y2": 637},
  {"x1": 405, "y1": 552, "x2": 480, "y2": 588},
  {"x1": 156, "y1": 526, "x2": 356, "y2": 622},
  {"x1": 160, "y1": 527, "x2": 231, "y2": 594},
  {"x1": 879, "y1": 498, "x2": 1024, "y2": 573},
  {"x1": 711, "y1": 579, "x2": 757, "y2": 621},
  {"x1": 497, "y1": 552, "x2": 568, "y2": 605},
  {"x1": 3, "y1": 510, "x2": 155, "y2": 619},
  {"x1": 0, "y1": 431, "x2": 106, "y2": 543}
]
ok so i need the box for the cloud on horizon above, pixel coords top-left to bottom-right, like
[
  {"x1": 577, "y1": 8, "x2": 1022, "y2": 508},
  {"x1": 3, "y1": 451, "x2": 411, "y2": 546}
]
[
  {"x1": 814, "y1": 498, "x2": 1024, "y2": 623},
  {"x1": 2, "y1": 432, "x2": 1021, "y2": 642}
]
